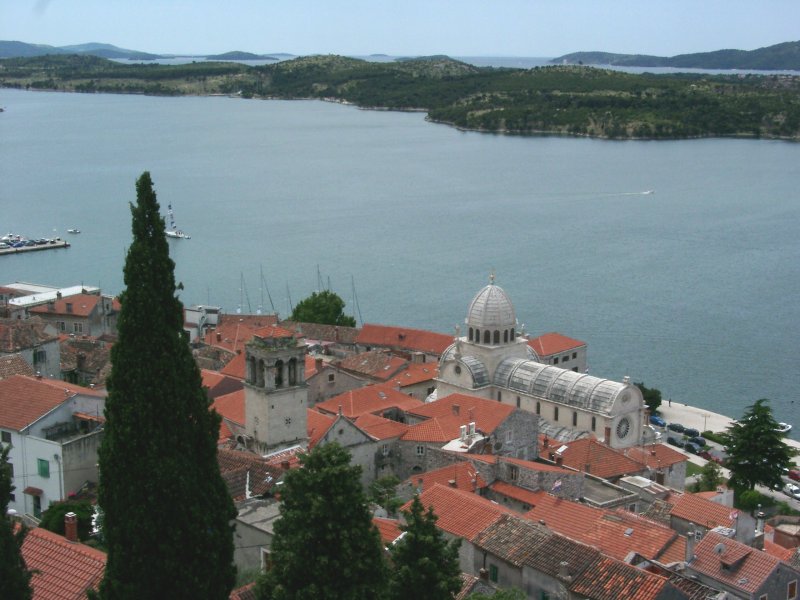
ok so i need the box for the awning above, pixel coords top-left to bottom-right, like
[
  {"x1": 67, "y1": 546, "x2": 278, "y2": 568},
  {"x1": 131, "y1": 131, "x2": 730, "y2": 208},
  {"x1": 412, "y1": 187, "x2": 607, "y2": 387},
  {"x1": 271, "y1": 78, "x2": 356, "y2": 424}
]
[{"x1": 23, "y1": 486, "x2": 43, "y2": 496}]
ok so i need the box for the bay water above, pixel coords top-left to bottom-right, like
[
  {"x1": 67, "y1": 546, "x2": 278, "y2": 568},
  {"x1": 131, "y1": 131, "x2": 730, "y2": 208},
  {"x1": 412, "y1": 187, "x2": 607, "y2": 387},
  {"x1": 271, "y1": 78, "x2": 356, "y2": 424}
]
[{"x1": 0, "y1": 88, "x2": 797, "y2": 432}]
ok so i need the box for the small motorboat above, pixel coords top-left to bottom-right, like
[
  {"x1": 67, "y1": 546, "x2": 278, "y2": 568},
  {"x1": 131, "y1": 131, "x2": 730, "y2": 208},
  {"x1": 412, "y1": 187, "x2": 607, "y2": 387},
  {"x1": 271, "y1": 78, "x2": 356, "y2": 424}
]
[
  {"x1": 776, "y1": 422, "x2": 792, "y2": 434},
  {"x1": 67, "y1": 228, "x2": 81, "y2": 234}
]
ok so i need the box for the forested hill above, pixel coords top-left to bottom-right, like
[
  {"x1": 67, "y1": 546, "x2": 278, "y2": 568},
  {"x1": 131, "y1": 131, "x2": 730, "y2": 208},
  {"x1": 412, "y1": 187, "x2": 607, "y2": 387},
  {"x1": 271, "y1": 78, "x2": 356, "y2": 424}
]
[
  {"x1": 2, "y1": 53, "x2": 800, "y2": 140},
  {"x1": 553, "y1": 40, "x2": 800, "y2": 70}
]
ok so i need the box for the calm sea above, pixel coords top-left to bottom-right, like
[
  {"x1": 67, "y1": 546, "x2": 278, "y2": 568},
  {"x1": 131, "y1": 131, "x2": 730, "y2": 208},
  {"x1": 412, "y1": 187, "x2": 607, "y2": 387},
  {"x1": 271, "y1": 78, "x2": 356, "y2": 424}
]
[{"x1": 0, "y1": 88, "x2": 798, "y2": 432}]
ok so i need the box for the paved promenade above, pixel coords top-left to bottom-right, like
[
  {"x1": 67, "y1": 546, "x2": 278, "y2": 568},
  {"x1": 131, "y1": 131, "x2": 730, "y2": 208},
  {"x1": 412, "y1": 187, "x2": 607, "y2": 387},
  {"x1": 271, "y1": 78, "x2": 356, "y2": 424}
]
[{"x1": 656, "y1": 401, "x2": 800, "y2": 467}]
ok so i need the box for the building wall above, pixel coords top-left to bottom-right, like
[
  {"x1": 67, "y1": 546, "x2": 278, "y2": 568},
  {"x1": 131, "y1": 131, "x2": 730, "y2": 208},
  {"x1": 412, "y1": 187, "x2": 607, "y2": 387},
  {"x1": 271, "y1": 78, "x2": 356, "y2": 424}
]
[
  {"x1": 471, "y1": 546, "x2": 524, "y2": 591},
  {"x1": 62, "y1": 430, "x2": 103, "y2": 496},
  {"x1": 306, "y1": 367, "x2": 366, "y2": 407},
  {"x1": 7, "y1": 433, "x2": 62, "y2": 518},
  {"x1": 538, "y1": 345, "x2": 587, "y2": 374},
  {"x1": 317, "y1": 416, "x2": 381, "y2": 486}
]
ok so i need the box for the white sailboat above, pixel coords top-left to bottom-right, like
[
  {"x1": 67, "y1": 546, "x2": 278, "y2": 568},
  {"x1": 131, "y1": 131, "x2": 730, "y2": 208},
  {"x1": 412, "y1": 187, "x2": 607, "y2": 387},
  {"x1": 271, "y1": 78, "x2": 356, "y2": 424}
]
[{"x1": 165, "y1": 204, "x2": 191, "y2": 239}]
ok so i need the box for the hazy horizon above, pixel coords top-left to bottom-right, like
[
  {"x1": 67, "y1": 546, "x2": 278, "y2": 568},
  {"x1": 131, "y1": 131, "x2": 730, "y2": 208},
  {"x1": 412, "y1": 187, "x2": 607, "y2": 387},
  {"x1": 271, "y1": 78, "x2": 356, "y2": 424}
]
[{"x1": 2, "y1": 1, "x2": 798, "y2": 59}]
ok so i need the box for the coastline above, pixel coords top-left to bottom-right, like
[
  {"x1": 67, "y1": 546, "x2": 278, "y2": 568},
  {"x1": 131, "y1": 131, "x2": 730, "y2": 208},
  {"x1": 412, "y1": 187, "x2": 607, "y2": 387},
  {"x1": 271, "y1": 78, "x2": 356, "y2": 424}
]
[{"x1": 655, "y1": 401, "x2": 800, "y2": 465}]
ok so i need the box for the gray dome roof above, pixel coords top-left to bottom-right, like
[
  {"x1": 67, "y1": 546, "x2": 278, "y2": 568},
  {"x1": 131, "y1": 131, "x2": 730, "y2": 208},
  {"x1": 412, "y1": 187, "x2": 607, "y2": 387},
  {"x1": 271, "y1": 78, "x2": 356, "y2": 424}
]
[{"x1": 466, "y1": 282, "x2": 516, "y2": 330}]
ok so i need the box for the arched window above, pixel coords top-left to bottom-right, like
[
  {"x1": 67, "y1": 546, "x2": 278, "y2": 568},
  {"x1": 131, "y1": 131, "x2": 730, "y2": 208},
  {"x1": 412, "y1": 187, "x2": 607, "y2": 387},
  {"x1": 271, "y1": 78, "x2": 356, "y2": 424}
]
[
  {"x1": 510, "y1": 328, "x2": 515, "y2": 340},
  {"x1": 288, "y1": 358, "x2": 297, "y2": 386},
  {"x1": 468, "y1": 327, "x2": 473, "y2": 341},
  {"x1": 248, "y1": 356, "x2": 256, "y2": 384},
  {"x1": 536, "y1": 401, "x2": 540, "y2": 415},
  {"x1": 503, "y1": 330, "x2": 508, "y2": 343},
  {"x1": 493, "y1": 330, "x2": 500, "y2": 344},
  {"x1": 483, "y1": 330, "x2": 490, "y2": 344},
  {"x1": 275, "y1": 360, "x2": 284, "y2": 388},
  {"x1": 256, "y1": 359, "x2": 265, "y2": 387},
  {"x1": 554, "y1": 406, "x2": 559, "y2": 422}
]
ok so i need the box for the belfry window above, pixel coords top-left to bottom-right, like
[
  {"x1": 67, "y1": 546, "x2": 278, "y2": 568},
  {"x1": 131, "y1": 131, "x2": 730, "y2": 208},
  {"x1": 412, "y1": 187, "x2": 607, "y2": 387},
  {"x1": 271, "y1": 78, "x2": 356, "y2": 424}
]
[
  {"x1": 287, "y1": 358, "x2": 297, "y2": 386},
  {"x1": 275, "y1": 360, "x2": 284, "y2": 388},
  {"x1": 483, "y1": 330, "x2": 490, "y2": 344},
  {"x1": 493, "y1": 330, "x2": 500, "y2": 344},
  {"x1": 256, "y1": 359, "x2": 265, "y2": 387},
  {"x1": 503, "y1": 330, "x2": 508, "y2": 343}
]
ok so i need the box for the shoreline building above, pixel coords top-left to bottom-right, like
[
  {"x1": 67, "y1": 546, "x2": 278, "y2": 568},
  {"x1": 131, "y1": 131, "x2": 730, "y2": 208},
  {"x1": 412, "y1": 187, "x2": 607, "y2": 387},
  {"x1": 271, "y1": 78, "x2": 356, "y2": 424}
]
[{"x1": 436, "y1": 277, "x2": 647, "y2": 449}]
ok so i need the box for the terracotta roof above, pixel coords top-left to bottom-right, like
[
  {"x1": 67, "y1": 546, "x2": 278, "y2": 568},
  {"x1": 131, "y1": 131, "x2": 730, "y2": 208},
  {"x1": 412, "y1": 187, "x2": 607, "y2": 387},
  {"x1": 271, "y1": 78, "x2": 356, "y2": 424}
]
[
  {"x1": 403, "y1": 483, "x2": 515, "y2": 541},
  {"x1": 570, "y1": 555, "x2": 670, "y2": 600},
  {"x1": 472, "y1": 513, "x2": 552, "y2": 567},
  {"x1": 21, "y1": 526, "x2": 106, "y2": 600},
  {"x1": 528, "y1": 332, "x2": 586, "y2": 357},
  {"x1": 524, "y1": 494, "x2": 679, "y2": 562},
  {"x1": 315, "y1": 383, "x2": 423, "y2": 419},
  {"x1": 490, "y1": 481, "x2": 546, "y2": 507},
  {"x1": 401, "y1": 417, "x2": 456, "y2": 443},
  {"x1": 0, "y1": 352, "x2": 34, "y2": 379},
  {"x1": 626, "y1": 443, "x2": 688, "y2": 469},
  {"x1": 669, "y1": 493, "x2": 739, "y2": 530},
  {"x1": 212, "y1": 389, "x2": 245, "y2": 427},
  {"x1": 29, "y1": 293, "x2": 100, "y2": 318},
  {"x1": 470, "y1": 453, "x2": 576, "y2": 474},
  {"x1": 202, "y1": 314, "x2": 279, "y2": 352},
  {"x1": 356, "y1": 323, "x2": 453, "y2": 355},
  {"x1": 763, "y1": 538, "x2": 796, "y2": 562},
  {"x1": 0, "y1": 316, "x2": 58, "y2": 352},
  {"x1": 279, "y1": 320, "x2": 359, "y2": 345},
  {"x1": 690, "y1": 532, "x2": 784, "y2": 595},
  {"x1": 407, "y1": 393, "x2": 514, "y2": 430},
  {"x1": 373, "y1": 517, "x2": 403, "y2": 544},
  {"x1": 336, "y1": 350, "x2": 408, "y2": 381},
  {"x1": 230, "y1": 583, "x2": 257, "y2": 600},
  {"x1": 0, "y1": 375, "x2": 102, "y2": 431},
  {"x1": 353, "y1": 412, "x2": 409, "y2": 440},
  {"x1": 388, "y1": 362, "x2": 438, "y2": 388},
  {"x1": 406, "y1": 461, "x2": 488, "y2": 494},
  {"x1": 217, "y1": 448, "x2": 282, "y2": 501},
  {"x1": 252, "y1": 324, "x2": 295, "y2": 339},
  {"x1": 219, "y1": 351, "x2": 246, "y2": 380},
  {"x1": 539, "y1": 436, "x2": 643, "y2": 479},
  {"x1": 307, "y1": 409, "x2": 335, "y2": 448}
]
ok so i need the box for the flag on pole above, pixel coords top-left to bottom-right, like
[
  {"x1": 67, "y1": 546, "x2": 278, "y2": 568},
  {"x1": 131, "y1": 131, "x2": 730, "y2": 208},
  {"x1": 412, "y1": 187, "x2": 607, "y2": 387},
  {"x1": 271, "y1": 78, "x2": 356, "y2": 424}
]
[{"x1": 551, "y1": 479, "x2": 562, "y2": 493}]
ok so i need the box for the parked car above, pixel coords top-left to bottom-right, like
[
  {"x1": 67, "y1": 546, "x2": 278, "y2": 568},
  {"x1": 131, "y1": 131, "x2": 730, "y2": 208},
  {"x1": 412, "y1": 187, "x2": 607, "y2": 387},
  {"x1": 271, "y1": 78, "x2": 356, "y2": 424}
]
[
  {"x1": 667, "y1": 436, "x2": 686, "y2": 448},
  {"x1": 650, "y1": 415, "x2": 666, "y2": 428},
  {"x1": 699, "y1": 450, "x2": 713, "y2": 460},
  {"x1": 685, "y1": 442, "x2": 701, "y2": 455},
  {"x1": 683, "y1": 428, "x2": 700, "y2": 438},
  {"x1": 789, "y1": 469, "x2": 800, "y2": 482},
  {"x1": 785, "y1": 483, "x2": 800, "y2": 501},
  {"x1": 667, "y1": 423, "x2": 685, "y2": 433},
  {"x1": 688, "y1": 436, "x2": 706, "y2": 447}
]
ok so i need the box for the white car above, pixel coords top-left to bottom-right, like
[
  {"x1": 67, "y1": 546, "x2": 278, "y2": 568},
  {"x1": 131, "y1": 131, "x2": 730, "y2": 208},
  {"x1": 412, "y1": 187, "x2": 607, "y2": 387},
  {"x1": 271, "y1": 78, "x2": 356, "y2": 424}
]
[{"x1": 785, "y1": 483, "x2": 800, "y2": 500}]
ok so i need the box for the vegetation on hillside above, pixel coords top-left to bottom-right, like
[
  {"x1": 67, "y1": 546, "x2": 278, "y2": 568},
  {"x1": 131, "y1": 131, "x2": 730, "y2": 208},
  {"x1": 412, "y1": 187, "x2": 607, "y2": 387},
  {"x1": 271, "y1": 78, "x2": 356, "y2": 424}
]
[{"x1": 2, "y1": 54, "x2": 799, "y2": 140}]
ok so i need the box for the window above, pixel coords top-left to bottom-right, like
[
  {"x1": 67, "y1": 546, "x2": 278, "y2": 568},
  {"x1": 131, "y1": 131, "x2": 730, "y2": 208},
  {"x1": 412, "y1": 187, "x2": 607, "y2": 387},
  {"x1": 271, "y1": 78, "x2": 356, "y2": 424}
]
[
  {"x1": 553, "y1": 357, "x2": 559, "y2": 364},
  {"x1": 591, "y1": 416, "x2": 596, "y2": 432},
  {"x1": 37, "y1": 458, "x2": 50, "y2": 478},
  {"x1": 382, "y1": 444, "x2": 389, "y2": 457},
  {"x1": 73, "y1": 322, "x2": 83, "y2": 333},
  {"x1": 33, "y1": 495, "x2": 42, "y2": 519},
  {"x1": 34, "y1": 349, "x2": 46, "y2": 365},
  {"x1": 789, "y1": 580, "x2": 797, "y2": 600},
  {"x1": 562, "y1": 355, "x2": 569, "y2": 362},
  {"x1": 59, "y1": 321, "x2": 66, "y2": 332},
  {"x1": 572, "y1": 352, "x2": 577, "y2": 359},
  {"x1": 493, "y1": 330, "x2": 499, "y2": 344},
  {"x1": 260, "y1": 548, "x2": 271, "y2": 572},
  {"x1": 416, "y1": 445, "x2": 425, "y2": 456},
  {"x1": 328, "y1": 373, "x2": 335, "y2": 382},
  {"x1": 483, "y1": 330, "x2": 490, "y2": 344},
  {"x1": 489, "y1": 564, "x2": 498, "y2": 583},
  {"x1": 497, "y1": 391, "x2": 502, "y2": 402},
  {"x1": 554, "y1": 406, "x2": 559, "y2": 422},
  {"x1": 505, "y1": 430, "x2": 513, "y2": 444},
  {"x1": 508, "y1": 465, "x2": 519, "y2": 481},
  {"x1": 572, "y1": 411, "x2": 578, "y2": 426},
  {"x1": 536, "y1": 401, "x2": 540, "y2": 415},
  {"x1": 1, "y1": 430, "x2": 10, "y2": 445},
  {"x1": 516, "y1": 396, "x2": 521, "y2": 408}
]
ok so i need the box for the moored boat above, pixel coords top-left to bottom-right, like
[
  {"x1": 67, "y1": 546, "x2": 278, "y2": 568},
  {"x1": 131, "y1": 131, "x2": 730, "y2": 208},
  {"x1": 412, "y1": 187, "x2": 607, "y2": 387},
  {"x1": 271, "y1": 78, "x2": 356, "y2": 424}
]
[
  {"x1": 165, "y1": 204, "x2": 190, "y2": 239},
  {"x1": 776, "y1": 422, "x2": 792, "y2": 434}
]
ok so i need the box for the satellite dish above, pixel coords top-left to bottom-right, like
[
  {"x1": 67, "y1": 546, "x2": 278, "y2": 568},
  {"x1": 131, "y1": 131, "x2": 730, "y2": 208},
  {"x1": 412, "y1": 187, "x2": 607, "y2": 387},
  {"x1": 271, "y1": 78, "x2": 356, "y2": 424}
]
[
  {"x1": 713, "y1": 543, "x2": 726, "y2": 555},
  {"x1": 493, "y1": 441, "x2": 503, "y2": 451}
]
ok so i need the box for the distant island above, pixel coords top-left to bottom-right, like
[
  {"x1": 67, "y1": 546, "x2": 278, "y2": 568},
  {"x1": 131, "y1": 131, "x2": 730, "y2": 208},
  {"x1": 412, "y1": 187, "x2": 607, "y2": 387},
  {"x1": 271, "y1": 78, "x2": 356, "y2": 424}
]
[
  {"x1": 552, "y1": 40, "x2": 800, "y2": 71},
  {"x1": 205, "y1": 51, "x2": 279, "y2": 61},
  {"x1": 1, "y1": 52, "x2": 799, "y2": 141}
]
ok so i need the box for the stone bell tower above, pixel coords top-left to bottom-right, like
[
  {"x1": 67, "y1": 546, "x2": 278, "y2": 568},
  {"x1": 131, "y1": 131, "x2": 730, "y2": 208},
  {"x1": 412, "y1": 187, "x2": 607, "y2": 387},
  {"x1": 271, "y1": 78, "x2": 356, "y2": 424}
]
[{"x1": 244, "y1": 325, "x2": 308, "y2": 452}]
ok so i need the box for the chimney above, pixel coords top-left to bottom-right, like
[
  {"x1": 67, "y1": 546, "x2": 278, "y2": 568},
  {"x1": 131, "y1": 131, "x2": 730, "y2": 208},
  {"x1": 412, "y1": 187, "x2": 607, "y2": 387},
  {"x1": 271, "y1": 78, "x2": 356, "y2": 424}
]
[
  {"x1": 66, "y1": 302, "x2": 73, "y2": 314},
  {"x1": 584, "y1": 463, "x2": 590, "y2": 473},
  {"x1": 557, "y1": 561, "x2": 571, "y2": 582},
  {"x1": 459, "y1": 425, "x2": 467, "y2": 441},
  {"x1": 35, "y1": 371, "x2": 42, "y2": 380},
  {"x1": 64, "y1": 512, "x2": 78, "y2": 543},
  {"x1": 448, "y1": 479, "x2": 457, "y2": 488},
  {"x1": 478, "y1": 568, "x2": 489, "y2": 581},
  {"x1": 543, "y1": 436, "x2": 549, "y2": 448},
  {"x1": 216, "y1": 331, "x2": 222, "y2": 342},
  {"x1": 468, "y1": 422, "x2": 476, "y2": 436},
  {"x1": 556, "y1": 456, "x2": 564, "y2": 467},
  {"x1": 280, "y1": 460, "x2": 290, "y2": 471},
  {"x1": 47, "y1": 301, "x2": 55, "y2": 312},
  {"x1": 623, "y1": 375, "x2": 630, "y2": 384},
  {"x1": 604, "y1": 426, "x2": 612, "y2": 443},
  {"x1": 452, "y1": 404, "x2": 460, "y2": 416},
  {"x1": 685, "y1": 531, "x2": 696, "y2": 562},
  {"x1": 315, "y1": 357, "x2": 323, "y2": 372}
]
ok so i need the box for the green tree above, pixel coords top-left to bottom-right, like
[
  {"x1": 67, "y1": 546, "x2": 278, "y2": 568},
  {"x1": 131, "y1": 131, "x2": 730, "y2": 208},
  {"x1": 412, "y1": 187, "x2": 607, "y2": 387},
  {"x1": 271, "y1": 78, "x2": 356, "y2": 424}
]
[
  {"x1": 368, "y1": 475, "x2": 402, "y2": 515},
  {"x1": 723, "y1": 399, "x2": 793, "y2": 492},
  {"x1": 0, "y1": 444, "x2": 33, "y2": 600},
  {"x1": 470, "y1": 590, "x2": 526, "y2": 600},
  {"x1": 696, "y1": 461, "x2": 724, "y2": 492},
  {"x1": 96, "y1": 172, "x2": 236, "y2": 600},
  {"x1": 634, "y1": 382, "x2": 662, "y2": 414},
  {"x1": 290, "y1": 290, "x2": 356, "y2": 327},
  {"x1": 39, "y1": 499, "x2": 94, "y2": 542},
  {"x1": 255, "y1": 443, "x2": 387, "y2": 600},
  {"x1": 388, "y1": 496, "x2": 461, "y2": 600}
]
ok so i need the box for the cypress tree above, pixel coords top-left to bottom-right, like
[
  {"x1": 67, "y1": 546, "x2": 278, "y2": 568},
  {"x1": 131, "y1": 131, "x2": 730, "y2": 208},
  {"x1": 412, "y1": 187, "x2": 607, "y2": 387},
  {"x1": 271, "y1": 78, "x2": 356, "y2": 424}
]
[
  {"x1": 255, "y1": 442, "x2": 388, "y2": 600},
  {"x1": 96, "y1": 172, "x2": 236, "y2": 599},
  {"x1": 0, "y1": 444, "x2": 33, "y2": 600},
  {"x1": 388, "y1": 496, "x2": 461, "y2": 600}
]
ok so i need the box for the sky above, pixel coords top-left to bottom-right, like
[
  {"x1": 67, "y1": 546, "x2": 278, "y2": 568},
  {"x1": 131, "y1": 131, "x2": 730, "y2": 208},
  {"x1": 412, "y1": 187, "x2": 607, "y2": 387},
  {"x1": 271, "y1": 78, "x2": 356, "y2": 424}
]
[{"x1": 1, "y1": 0, "x2": 799, "y2": 58}]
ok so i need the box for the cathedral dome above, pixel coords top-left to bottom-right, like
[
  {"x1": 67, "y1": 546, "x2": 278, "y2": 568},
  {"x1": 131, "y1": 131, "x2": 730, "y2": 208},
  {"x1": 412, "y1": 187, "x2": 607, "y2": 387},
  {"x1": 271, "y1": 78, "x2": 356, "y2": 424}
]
[{"x1": 465, "y1": 279, "x2": 516, "y2": 331}]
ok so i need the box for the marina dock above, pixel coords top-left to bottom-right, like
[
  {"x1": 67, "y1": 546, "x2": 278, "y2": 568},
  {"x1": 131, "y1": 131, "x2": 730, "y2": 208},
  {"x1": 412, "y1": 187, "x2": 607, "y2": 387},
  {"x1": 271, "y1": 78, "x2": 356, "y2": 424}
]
[{"x1": 0, "y1": 240, "x2": 70, "y2": 256}]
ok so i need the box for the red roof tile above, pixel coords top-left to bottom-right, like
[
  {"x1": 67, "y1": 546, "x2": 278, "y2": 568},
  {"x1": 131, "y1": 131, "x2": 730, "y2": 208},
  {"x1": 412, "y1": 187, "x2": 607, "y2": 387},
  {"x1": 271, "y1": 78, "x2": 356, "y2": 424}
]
[
  {"x1": 373, "y1": 517, "x2": 403, "y2": 544},
  {"x1": 217, "y1": 448, "x2": 282, "y2": 501},
  {"x1": 539, "y1": 436, "x2": 643, "y2": 479},
  {"x1": 388, "y1": 362, "x2": 438, "y2": 388},
  {"x1": 626, "y1": 443, "x2": 688, "y2": 469},
  {"x1": 490, "y1": 481, "x2": 546, "y2": 507},
  {"x1": 307, "y1": 409, "x2": 335, "y2": 448},
  {"x1": 336, "y1": 350, "x2": 408, "y2": 381},
  {"x1": 212, "y1": 389, "x2": 245, "y2": 427},
  {"x1": 528, "y1": 332, "x2": 586, "y2": 357},
  {"x1": 406, "y1": 461, "x2": 488, "y2": 494},
  {"x1": 691, "y1": 532, "x2": 782, "y2": 594},
  {"x1": 408, "y1": 393, "x2": 514, "y2": 428},
  {"x1": 356, "y1": 324, "x2": 453, "y2": 355},
  {"x1": 469, "y1": 454, "x2": 576, "y2": 474},
  {"x1": 252, "y1": 325, "x2": 295, "y2": 339},
  {"x1": 22, "y1": 527, "x2": 106, "y2": 600},
  {"x1": 202, "y1": 314, "x2": 279, "y2": 352},
  {"x1": 220, "y1": 351, "x2": 246, "y2": 380},
  {"x1": 571, "y1": 555, "x2": 669, "y2": 600},
  {"x1": 0, "y1": 375, "x2": 102, "y2": 431},
  {"x1": 0, "y1": 353, "x2": 35, "y2": 379},
  {"x1": 402, "y1": 483, "x2": 515, "y2": 540},
  {"x1": 353, "y1": 412, "x2": 409, "y2": 440},
  {"x1": 315, "y1": 383, "x2": 423, "y2": 419},
  {"x1": 669, "y1": 493, "x2": 739, "y2": 530},
  {"x1": 29, "y1": 293, "x2": 100, "y2": 318}
]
